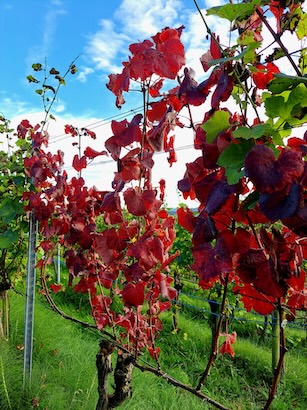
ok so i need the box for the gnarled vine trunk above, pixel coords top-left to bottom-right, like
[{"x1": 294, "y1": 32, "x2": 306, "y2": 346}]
[{"x1": 96, "y1": 339, "x2": 134, "y2": 410}]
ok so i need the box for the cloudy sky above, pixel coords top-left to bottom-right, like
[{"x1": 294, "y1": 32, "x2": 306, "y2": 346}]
[{"x1": 0, "y1": 0, "x2": 305, "y2": 206}]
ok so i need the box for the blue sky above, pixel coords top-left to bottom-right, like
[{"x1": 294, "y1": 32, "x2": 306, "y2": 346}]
[
  {"x1": 0, "y1": 0, "x2": 305, "y2": 206},
  {"x1": 0, "y1": 0, "x2": 220, "y2": 120}
]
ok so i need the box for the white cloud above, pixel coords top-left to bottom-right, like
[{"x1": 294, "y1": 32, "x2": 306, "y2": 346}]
[
  {"x1": 85, "y1": 19, "x2": 129, "y2": 73},
  {"x1": 77, "y1": 67, "x2": 94, "y2": 83},
  {"x1": 83, "y1": 0, "x2": 185, "y2": 76},
  {"x1": 114, "y1": 0, "x2": 183, "y2": 36},
  {"x1": 0, "y1": 94, "x2": 38, "y2": 119}
]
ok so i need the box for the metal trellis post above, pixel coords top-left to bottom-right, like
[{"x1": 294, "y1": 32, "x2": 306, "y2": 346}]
[{"x1": 23, "y1": 212, "x2": 37, "y2": 385}]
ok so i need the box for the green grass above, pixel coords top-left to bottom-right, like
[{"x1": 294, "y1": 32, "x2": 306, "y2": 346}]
[{"x1": 1, "y1": 289, "x2": 307, "y2": 409}]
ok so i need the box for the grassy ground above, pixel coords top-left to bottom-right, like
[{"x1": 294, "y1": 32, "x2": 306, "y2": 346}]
[{"x1": 0, "y1": 289, "x2": 307, "y2": 410}]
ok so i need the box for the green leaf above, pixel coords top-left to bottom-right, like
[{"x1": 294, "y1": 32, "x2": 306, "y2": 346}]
[
  {"x1": 50, "y1": 67, "x2": 60, "y2": 75},
  {"x1": 35, "y1": 89, "x2": 43, "y2": 95},
  {"x1": 32, "y1": 63, "x2": 43, "y2": 71},
  {"x1": 217, "y1": 139, "x2": 254, "y2": 185},
  {"x1": 44, "y1": 84, "x2": 56, "y2": 94},
  {"x1": 268, "y1": 73, "x2": 307, "y2": 94},
  {"x1": 0, "y1": 229, "x2": 19, "y2": 249},
  {"x1": 70, "y1": 64, "x2": 78, "y2": 74},
  {"x1": 55, "y1": 75, "x2": 66, "y2": 85},
  {"x1": 26, "y1": 75, "x2": 39, "y2": 83},
  {"x1": 49, "y1": 114, "x2": 56, "y2": 121},
  {"x1": 296, "y1": 12, "x2": 307, "y2": 40},
  {"x1": 207, "y1": 0, "x2": 262, "y2": 22},
  {"x1": 201, "y1": 110, "x2": 230, "y2": 143},
  {"x1": 233, "y1": 123, "x2": 273, "y2": 140},
  {"x1": 0, "y1": 198, "x2": 24, "y2": 223}
]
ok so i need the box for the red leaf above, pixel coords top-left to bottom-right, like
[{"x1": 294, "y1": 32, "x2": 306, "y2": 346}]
[
  {"x1": 178, "y1": 67, "x2": 208, "y2": 106},
  {"x1": 49, "y1": 283, "x2": 63, "y2": 293},
  {"x1": 233, "y1": 283, "x2": 275, "y2": 315},
  {"x1": 149, "y1": 78, "x2": 164, "y2": 97},
  {"x1": 210, "y1": 33, "x2": 222, "y2": 60},
  {"x1": 72, "y1": 154, "x2": 87, "y2": 172},
  {"x1": 177, "y1": 207, "x2": 196, "y2": 233},
  {"x1": 252, "y1": 62, "x2": 280, "y2": 89},
  {"x1": 129, "y1": 237, "x2": 164, "y2": 271},
  {"x1": 219, "y1": 331, "x2": 236, "y2": 357},
  {"x1": 84, "y1": 146, "x2": 108, "y2": 159},
  {"x1": 245, "y1": 145, "x2": 304, "y2": 193},
  {"x1": 122, "y1": 281, "x2": 145, "y2": 306},
  {"x1": 106, "y1": 66, "x2": 130, "y2": 107}
]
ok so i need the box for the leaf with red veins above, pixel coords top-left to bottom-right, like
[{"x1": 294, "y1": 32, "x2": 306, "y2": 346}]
[
  {"x1": 178, "y1": 68, "x2": 208, "y2": 106},
  {"x1": 151, "y1": 26, "x2": 185, "y2": 79},
  {"x1": 177, "y1": 206, "x2": 196, "y2": 233},
  {"x1": 252, "y1": 62, "x2": 280, "y2": 89},
  {"x1": 245, "y1": 145, "x2": 304, "y2": 193},
  {"x1": 149, "y1": 78, "x2": 164, "y2": 98},
  {"x1": 84, "y1": 146, "x2": 108, "y2": 159},
  {"x1": 219, "y1": 331, "x2": 236, "y2": 357},
  {"x1": 233, "y1": 283, "x2": 275, "y2": 315},
  {"x1": 49, "y1": 283, "x2": 63, "y2": 293},
  {"x1": 122, "y1": 281, "x2": 145, "y2": 307},
  {"x1": 129, "y1": 236, "x2": 164, "y2": 271},
  {"x1": 192, "y1": 243, "x2": 221, "y2": 283},
  {"x1": 106, "y1": 66, "x2": 130, "y2": 108},
  {"x1": 72, "y1": 154, "x2": 87, "y2": 172}
]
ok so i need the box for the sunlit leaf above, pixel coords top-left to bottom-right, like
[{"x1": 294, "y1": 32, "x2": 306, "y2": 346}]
[
  {"x1": 32, "y1": 63, "x2": 42, "y2": 71},
  {"x1": 26, "y1": 75, "x2": 39, "y2": 83},
  {"x1": 201, "y1": 110, "x2": 230, "y2": 143},
  {"x1": 207, "y1": 0, "x2": 262, "y2": 22},
  {"x1": 268, "y1": 73, "x2": 307, "y2": 94},
  {"x1": 50, "y1": 67, "x2": 60, "y2": 75},
  {"x1": 55, "y1": 75, "x2": 66, "y2": 85}
]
